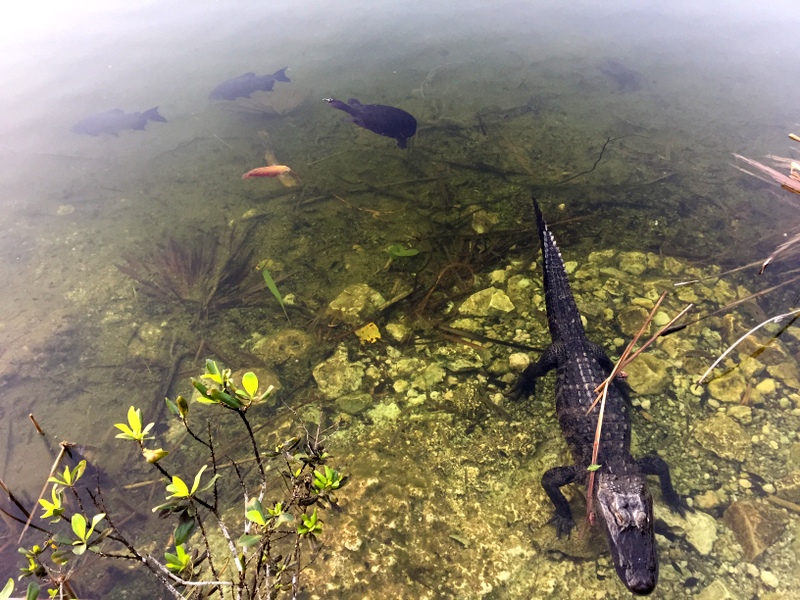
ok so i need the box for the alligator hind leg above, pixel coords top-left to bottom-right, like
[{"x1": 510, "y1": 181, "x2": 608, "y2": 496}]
[
  {"x1": 541, "y1": 465, "x2": 578, "y2": 537},
  {"x1": 637, "y1": 455, "x2": 689, "y2": 516},
  {"x1": 512, "y1": 342, "x2": 562, "y2": 400}
]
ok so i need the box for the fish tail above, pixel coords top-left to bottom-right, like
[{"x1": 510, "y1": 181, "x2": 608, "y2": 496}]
[
  {"x1": 272, "y1": 67, "x2": 291, "y2": 83},
  {"x1": 143, "y1": 107, "x2": 168, "y2": 123}
]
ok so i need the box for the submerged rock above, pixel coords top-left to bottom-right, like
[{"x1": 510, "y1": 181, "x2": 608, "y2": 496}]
[
  {"x1": 695, "y1": 579, "x2": 737, "y2": 600},
  {"x1": 693, "y1": 414, "x2": 750, "y2": 462},
  {"x1": 336, "y1": 392, "x2": 372, "y2": 415},
  {"x1": 707, "y1": 370, "x2": 748, "y2": 403},
  {"x1": 659, "y1": 508, "x2": 718, "y2": 555},
  {"x1": 458, "y1": 287, "x2": 515, "y2": 317},
  {"x1": 625, "y1": 353, "x2": 669, "y2": 395},
  {"x1": 723, "y1": 500, "x2": 787, "y2": 561},
  {"x1": 775, "y1": 470, "x2": 800, "y2": 504},
  {"x1": 253, "y1": 328, "x2": 313, "y2": 365},
  {"x1": 312, "y1": 344, "x2": 364, "y2": 400},
  {"x1": 326, "y1": 283, "x2": 386, "y2": 325}
]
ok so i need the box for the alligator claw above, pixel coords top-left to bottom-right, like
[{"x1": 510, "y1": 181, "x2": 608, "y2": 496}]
[{"x1": 548, "y1": 513, "x2": 575, "y2": 538}]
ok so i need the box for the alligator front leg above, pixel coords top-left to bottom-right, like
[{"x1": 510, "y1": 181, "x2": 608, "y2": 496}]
[
  {"x1": 512, "y1": 342, "x2": 562, "y2": 400},
  {"x1": 542, "y1": 465, "x2": 578, "y2": 537},
  {"x1": 637, "y1": 455, "x2": 689, "y2": 516}
]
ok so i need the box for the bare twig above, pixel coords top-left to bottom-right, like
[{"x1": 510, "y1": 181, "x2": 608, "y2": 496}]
[
  {"x1": 19, "y1": 441, "x2": 71, "y2": 543},
  {"x1": 697, "y1": 308, "x2": 800, "y2": 384},
  {"x1": 584, "y1": 294, "x2": 691, "y2": 523}
]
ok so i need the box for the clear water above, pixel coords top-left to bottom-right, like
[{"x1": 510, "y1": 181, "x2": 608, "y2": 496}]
[{"x1": 1, "y1": 0, "x2": 800, "y2": 598}]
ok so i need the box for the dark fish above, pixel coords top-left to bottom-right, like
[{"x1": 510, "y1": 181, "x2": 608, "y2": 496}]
[
  {"x1": 72, "y1": 107, "x2": 167, "y2": 136},
  {"x1": 209, "y1": 67, "x2": 291, "y2": 101},
  {"x1": 598, "y1": 59, "x2": 642, "y2": 92},
  {"x1": 324, "y1": 97, "x2": 417, "y2": 149}
]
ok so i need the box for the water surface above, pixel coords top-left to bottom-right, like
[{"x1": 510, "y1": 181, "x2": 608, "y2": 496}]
[{"x1": 1, "y1": 1, "x2": 800, "y2": 598}]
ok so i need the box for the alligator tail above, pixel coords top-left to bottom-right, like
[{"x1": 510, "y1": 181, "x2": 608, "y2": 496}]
[{"x1": 532, "y1": 196, "x2": 586, "y2": 341}]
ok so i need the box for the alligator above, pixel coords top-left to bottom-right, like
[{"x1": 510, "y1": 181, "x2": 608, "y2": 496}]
[{"x1": 514, "y1": 198, "x2": 686, "y2": 596}]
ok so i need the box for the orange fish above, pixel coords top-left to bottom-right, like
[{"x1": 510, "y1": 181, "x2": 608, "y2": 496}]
[{"x1": 242, "y1": 165, "x2": 291, "y2": 179}]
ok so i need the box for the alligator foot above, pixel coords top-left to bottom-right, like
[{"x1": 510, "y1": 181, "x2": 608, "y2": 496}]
[
  {"x1": 548, "y1": 512, "x2": 576, "y2": 538},
  {"x1": 542, "y1": 465, "x2": 578, "y2": 536},
  {"x1": 637, "y1": 455, "x2": 692, "y2": 516}
]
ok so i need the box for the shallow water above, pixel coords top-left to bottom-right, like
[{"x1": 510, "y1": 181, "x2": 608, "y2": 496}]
[{"x1": 1, "y1": 1, "x2": 800, "y2": 598}]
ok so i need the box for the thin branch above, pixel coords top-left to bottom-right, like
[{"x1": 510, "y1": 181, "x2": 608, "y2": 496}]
[
  {"x1": 19, "y1": 441, "x2": 71, "y2": 543},
  {"x1": 697, "y1": 308, "x2": 800, "y2": 384}
]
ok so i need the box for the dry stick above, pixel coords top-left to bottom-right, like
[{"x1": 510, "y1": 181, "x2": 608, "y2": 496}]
[
  {"x1": 665, "y1": 273, "x2": 800, "y2": 334},
  {"x1": 584, "y1": 295, "x2": 692, "y2": 523},
  {"x1": 697, "y1": 307, "x2": 800, "y2": 385},
  {"x1": 18, "y1": 441, "x2": 70, "y2": 543}
]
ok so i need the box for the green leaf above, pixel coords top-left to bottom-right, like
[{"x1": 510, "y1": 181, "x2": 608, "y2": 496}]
[
  {"x1": 127, "y1": 406, "x2": 142, "y2": 434},
  {"x1": 386, "y1": 243, "x2": 419, "y2": 258},
  {"x1": 166, "y1": 476, "x2": 190, "y2": 499},
  {"x1": 25, "y1": 582, "x2": 39, "y2": 600},
  {"x1": 174, "y1": 516, "x2": 196, "y2": 546},
  {"x1": 38, "y1": 485, "x2": 64, "y2": 522},
  {"x1": 50, "y1": 549, "x2": 71, "y2": 565},
  {"x1": 245, "y1": 499, "x2": 266, "y2": 526},
  {"x1": 238, "y1": 534, "x2": 262, "y2": 548},
  {"x1": 1, "y1": 579, "x2": 14, "y2": 600},
  {"x1": 176, "y1": 395, "x2": 189, "y2": 418},
  {"x1": 72, "y1": 543, "x2": 87, "y2": 556},
  {"x1": 208, "y1": 388, "x2": 243, "y2": 409},
  {"x1": 242, "y1": 372, "x2": 258, "y2": 398},
  {"x1": 202, "y1": 359, "x2": 223, "y2": 384},
  {"x1": 198, "y1": 473, "x2": 220, "y2": 494},
  {"x1": 260, "y1": 266, "x2": 289, "y2": 322},
  {"x1": 587, "y1": 464, "x2": 602, "y2": 472},
  {"x1": 190, "y1": 465, "x2": 208, "y2": 495},
  {"x1": 71, "y1": 514, "x2": 87, "y2": 540},
  {"x1": 165, "y1": 397, "x2": 179, "y2": 417}
]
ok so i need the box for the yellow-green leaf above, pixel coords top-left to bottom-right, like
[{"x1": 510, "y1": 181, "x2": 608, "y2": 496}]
[{"x1": 242, "y1": 372, "x2": 258, "y2": 397}]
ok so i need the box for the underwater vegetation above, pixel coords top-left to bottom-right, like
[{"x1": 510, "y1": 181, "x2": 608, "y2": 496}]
[{"x1": 117, "y1": 224, "x2": 261, "y2": 324}]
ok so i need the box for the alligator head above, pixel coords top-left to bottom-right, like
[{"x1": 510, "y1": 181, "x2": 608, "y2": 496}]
[{"x1": 594, "y1": 472, "x2": 658, "y2": 595}]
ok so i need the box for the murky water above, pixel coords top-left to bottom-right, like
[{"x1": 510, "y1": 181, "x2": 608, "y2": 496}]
[{"x1": 1, "y1": 1, "x2": 800, "y2": 598}]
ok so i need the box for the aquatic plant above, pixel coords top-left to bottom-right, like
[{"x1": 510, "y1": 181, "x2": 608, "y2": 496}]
[
  {"x1": 117, "y1": 224, "x2": 260, "y2": 324},
  {"x1": 256, "y1": 259, "x2": 289, "y2": 322},
  {"x1": 1, "y1": 360, "x2": 346, "y2": 599}
]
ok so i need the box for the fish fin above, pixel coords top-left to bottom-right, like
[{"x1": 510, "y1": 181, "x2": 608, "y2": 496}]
[
  {"x1": 347, "y1": 98, "x2": 363, "y2": 108},
  {"x1": 260, "y1": 79, "x2": 276, "y2": 92},
  {"x1": 271, "y1": 67, "x2": 290, "y2": 82},
  {"x1": 143, "y1": 107, "x2": 168, "y2": 123}
]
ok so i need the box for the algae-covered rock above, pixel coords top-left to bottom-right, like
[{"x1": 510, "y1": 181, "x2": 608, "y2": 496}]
[
  {"x1": 618, "y1": 251, "x2": 648, "y2": 275},
  {"x1": 336, "y1": 392, "x2": 372, "y2": 415},
  {"x1": 695, "y1": 579, "x2": 738, "y2": 600},
  {"x1": 616, "y1": 306, "x2": 651, "y2": 337},
  {"x1": 326, "y1": 283, "x2": 386, "y2": 325},
  {"x1": 312, "y1": 344, "x2": 364, "y2": 400},
  {"x1": 775, "y1": 470, "x2": 800, "y2": 504},
  {"x1": 254, "y1": 328, "x2": 313, "y2": 365},
  {"x1": 436, "y1": 345, "x2": 483, "y2": 372},
  {"x1": 693, "y1": 414, "x2": 750, "y2": 462},
  {"x1": 413, "y1": 363, "x2": 446, "y2": 390},
  {"x1": 625, "y1": 353, "x2": 669, "y2": 396},
  {"x1": 722, "y1": 500, "x2": 787, "y2": 561},
  {"x1": 459, "y1": 287, "x2": 515, "y2": 317},
  {"x1": 707, "y1": 369, "x2": 747, "y2": 403},
  {"x1": 659, "y1": 508, "x2": 718, "y2": 555},
  {"x1": 458, "y1": 288, "x2": 494, "y2": 317}
]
